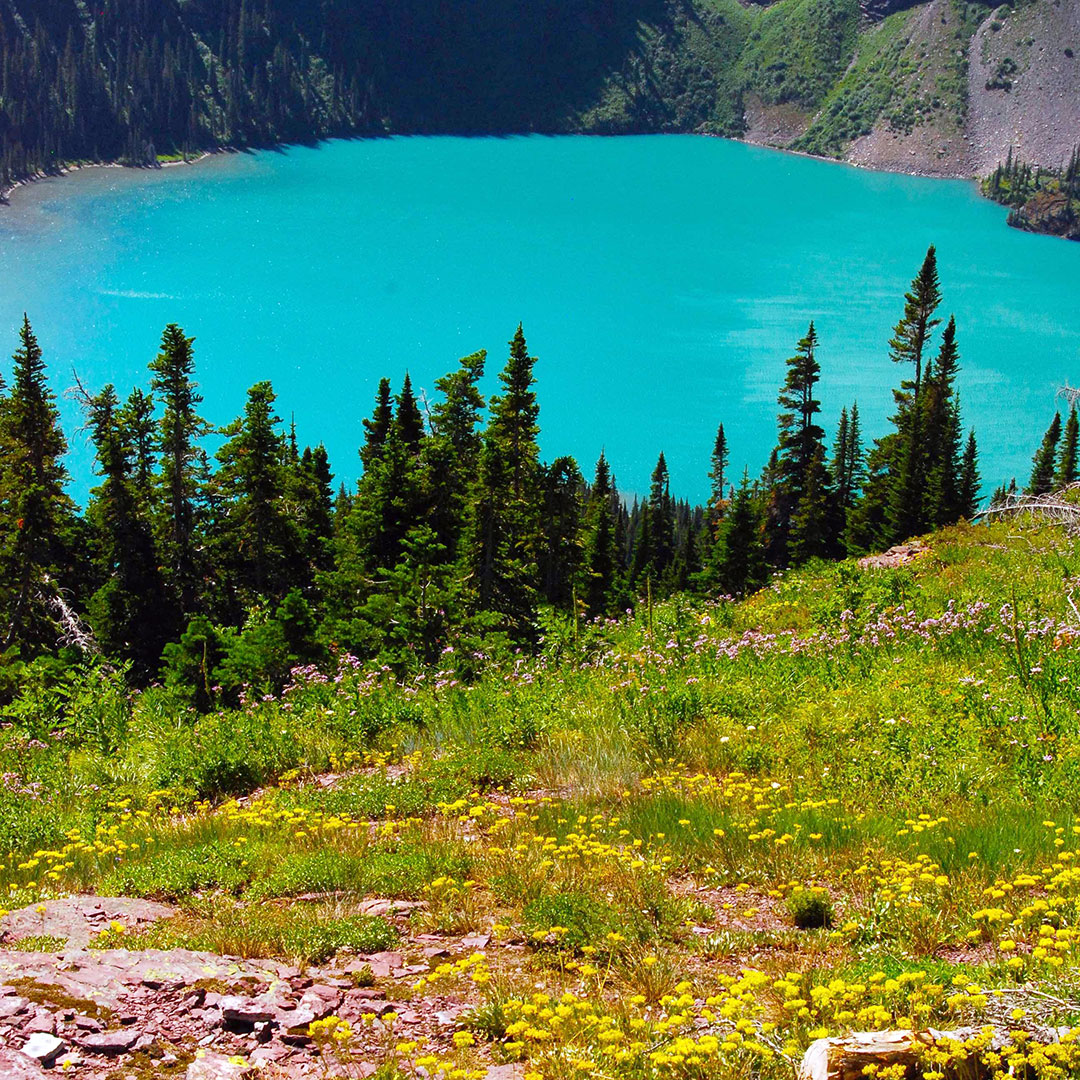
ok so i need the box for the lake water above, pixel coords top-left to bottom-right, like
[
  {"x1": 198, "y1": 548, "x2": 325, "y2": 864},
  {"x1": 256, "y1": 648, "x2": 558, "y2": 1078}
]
[{"x1": 2, "y1": 135, "x2": 1079, "y2": 505}]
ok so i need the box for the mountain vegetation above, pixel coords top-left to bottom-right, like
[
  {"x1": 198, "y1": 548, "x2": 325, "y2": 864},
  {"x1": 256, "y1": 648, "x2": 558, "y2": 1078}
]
[
  {"x1": 2, "y1": 503, "x2": 1080, "y2": 1076},
  {"x1": 0, "y1": 245, "x2": 1004, "y2": 703},
  {"x1": 0, "y1": 0, "x2": 1049, "y2": 185},
  {"x1": 983, "y1": 148, "x2": 1080, "y2": 241}
]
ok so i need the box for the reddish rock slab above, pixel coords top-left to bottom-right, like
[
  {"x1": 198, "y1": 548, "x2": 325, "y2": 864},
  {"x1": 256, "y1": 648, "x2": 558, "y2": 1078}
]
[
  {"x1": 0, "y1": 896, "x2": 174, "y2": 949},
  {"x1": 75, "y1": 1028, "x2": 142, "y2": 1054},
  {"x1": 0, "y1": 1047, "x2": 48, "y2": 1077}
]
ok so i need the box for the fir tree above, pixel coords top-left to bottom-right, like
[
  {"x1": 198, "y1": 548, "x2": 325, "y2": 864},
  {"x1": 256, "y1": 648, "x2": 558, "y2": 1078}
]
[
  {"x1": 361, "y1": 525, "x2": 455, "y2": 669},
  {"x1": 959, "y1": 430, "x2": 981, "y2": 518},
  {"x1": 119, "y1": 387, "x2": 156, "y2": 511},
  {"x1": 1054, "y1": 407, "x2": 1079, "y2": 489},
  {"x1": 0, "y1": 317, "x2": 78, "y2": 652},
  {"x1": 149, "y1": 323, "x2": 210, "y2": 617},
  {"x1": 789, "y1": 450, "x2": 830, "y2": 564},
  {"x1": 886, "y1": 402, "x2": 925, "y2": 542},
  {"x1": 846, "y1": 403, "x2": 865, "y2": 498},
  {"x1": 489, "y1": 324, "x2": 540, "y2": 501},
  {"x1": 854, "y1": 250, "x2": 946, "y2": 550},
  {"x1": 831, "y1": 407, "x2": 851, "y2": 505},
  {"x1": 888, "y1": 245, "x2": 941, "y2": 401},
  {"x1": 291, "y1": 443, "x2": 335, "y2": 576},
  {"x1": 648, "y1": 451, "x2": 674, "y2": 583},
  {"x1": 84, "y1": 384, "x2": 169, "y2": 676},
  {"x1": 427, "y1": 350, "x2": 486, "y2": 559},
  {"x1": 772, "y1": 322, "x2": 828, "y2": 563},
  {"x1": 922, "y1": 316, "x2": 964, "y2": 527},
  {"x1": 580, "y1": 451, "x2": 619, "y2": 619},
  {"x1": 212, "y1": 381, "x2": 301, "y2": 607},
  {"x1": 707, "y1": 423, "x2": 728, "y2": 531},
  {"x1": 464, "y1": 325, "x2": 542, "y2": 641},
  {"x1": 360, "y1": 378, "x2": 393, "y2": 472},
  {"x1": 395, "y1": 372, "x2": 425, "y2": 451},
  {"x1": 539, "y1": 456, "x2": 583, "y2": 609},
  {"x1": 712, "y1": 471, "x2": 766, "y2": 596},
  {"x1": 1027, "y1": 412, "x2": 1062, "y2": 494}
]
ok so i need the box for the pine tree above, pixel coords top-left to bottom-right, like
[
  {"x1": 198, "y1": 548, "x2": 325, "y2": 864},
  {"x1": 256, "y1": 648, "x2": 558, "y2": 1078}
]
[
  {"x1": 846, "y1": 403, "x2": 865, "y2": 498},
  {"x1": 464, "y1": 325, "x2": 542, "y2": 641},
  {"x1": 149, "y1": 323, "x2": 210, "y2": 617},
  {"x1": 212, "y1": 381, "x2": 301, "y2": 607},
  {"x1": 426, "y1": 350, "x2": 486, "y2": 559},
  {"x1": 539, "y1": 456, "x2": 583, "y2": 609},
  {"x1": 789, "y1": 450, "x2": 830, "y2": 564},
  {"x1": 707, "y1": 423, "x2": 728, "y2": 531},
  {"x1": 889, "y1": 245, "x2": 942, "y2": 400},
  {"x1": 1027, "y1": 412, "x2": 1062, "y2": 494},
  {"x1": 1054, "y1": 407, "x2": 1079, "y2": 489},
  {"x1": 489, "y1": 324, "x2": 540, "y2": 501},
  {"x1": 580, "y1": 451, "x2": 619, "y2": 619},
  {"x1": 852, "y1": 250, "x2": 946, "y2": 550},
  {"x1": 648, "y1": 451, "x2": 674, "y2": 583},
  {"x1": 772, "y1": 322, "x2": 828, "y2": 563},
  {"x1": 886, "y1": 402, "x2": 925, "y2": 541},
  {"x1": 291, "y1": 443, "x2": 335, "y2": 576},
  {"x1": 0, "y1": 317, "x2": 78, "y2": 652},
  {"x1": 119, "y1": 387, "x2": 156, "y2": 511},
  {"x1": 395, "y1": 372, "x2": 425, "y2": 451},
  {"x1": 958, "y1": 430, "x2": 981, "y2": 518},
  {"x1": 85, "y1": 384, "x2": 169, "y2": 677},
  {"x1": 922, "y1": 317, "x2": 964, "y2": 527},
  {"x1": 831, "y1": 407, "x2": 850, "y2": 505},
  {"x1": 361, "y1": 525, "x2": 455, "y2": 669},
  {"x1": 712, "y1": 471, "x2": 766, "y2": 596},
  {"x1": 360, "y1": 378, "x2": 393, "y2": 471}
]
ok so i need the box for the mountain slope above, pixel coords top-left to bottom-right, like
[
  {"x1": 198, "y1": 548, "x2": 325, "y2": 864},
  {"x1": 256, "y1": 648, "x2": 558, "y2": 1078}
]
[
  {"x1": 966, "y1": 0, "x2": 1080, "y2": 174},
  {"x1": 0, "y1": 0, "x2": 1075, "y2": 195}
]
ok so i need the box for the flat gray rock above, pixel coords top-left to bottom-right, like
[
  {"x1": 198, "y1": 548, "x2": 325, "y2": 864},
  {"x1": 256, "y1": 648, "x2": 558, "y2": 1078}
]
[{"x1": 21, "y1": 1033, "x2": 64, "y2": 1064}]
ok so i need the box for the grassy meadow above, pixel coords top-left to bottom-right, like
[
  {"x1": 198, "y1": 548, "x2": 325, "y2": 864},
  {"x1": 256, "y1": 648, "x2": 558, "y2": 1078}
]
[{"x1": 5, "y1": 519, "x2": 1080, "y2": 1079}]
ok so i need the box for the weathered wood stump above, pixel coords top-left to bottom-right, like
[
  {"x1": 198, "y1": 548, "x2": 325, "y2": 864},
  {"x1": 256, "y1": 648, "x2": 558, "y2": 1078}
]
[{"x1": 799, "y1": 1028, "x2": 994, "y2": 1080}]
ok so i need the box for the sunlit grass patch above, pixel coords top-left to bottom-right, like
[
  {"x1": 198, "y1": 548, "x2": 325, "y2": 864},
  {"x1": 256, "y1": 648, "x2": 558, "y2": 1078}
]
[
  {"x1": 247, "y1": 839, "x2": 472, "y2": 901},
  {"x1": 100, "y1": 900, "x2": 399, "y2": 965}
]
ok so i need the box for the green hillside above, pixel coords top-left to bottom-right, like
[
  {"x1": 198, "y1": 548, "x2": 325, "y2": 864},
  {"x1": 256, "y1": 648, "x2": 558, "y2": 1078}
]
[{"x1": 5, "y1": 518, "x2": 1080, "y2": 1074}]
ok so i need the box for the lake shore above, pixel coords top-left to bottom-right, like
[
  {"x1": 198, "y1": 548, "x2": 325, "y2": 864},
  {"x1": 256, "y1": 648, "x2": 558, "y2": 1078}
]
[
  {"x1": 0, "y1": 150, "x2": 216, "y2": 206},
  {"x1": 0, "y1": 133, "x2": 1071, "y2": 247}
]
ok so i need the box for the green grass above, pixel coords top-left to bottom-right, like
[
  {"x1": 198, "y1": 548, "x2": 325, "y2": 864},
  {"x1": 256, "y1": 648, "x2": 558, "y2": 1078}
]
[{"x1": 110, "y1": 903, "x2": 399, "y2": 965}]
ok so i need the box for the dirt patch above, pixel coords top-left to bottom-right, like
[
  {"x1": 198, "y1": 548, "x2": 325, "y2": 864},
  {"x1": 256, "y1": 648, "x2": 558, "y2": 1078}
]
[
  {"x1": 846, "y1": 0, "x2": 973, "y2": 178},
  {"x1": 672, "y1": 878, "x2": 789, "y2": 934},
  {"x1": 742, "y1": 94, "x2": 813, "y2": 149},
  {"x1": 859, "y1": 540, "x2": 929, "y2": 569}
]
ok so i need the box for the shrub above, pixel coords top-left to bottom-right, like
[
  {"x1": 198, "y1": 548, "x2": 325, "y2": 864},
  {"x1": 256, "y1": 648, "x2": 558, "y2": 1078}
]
[
  {"x1": 786, "y1": 886, "x2": 833, "y2": 929},
  {"x1": 521, "y1": 891, "x2": 620, "y2": 952}
]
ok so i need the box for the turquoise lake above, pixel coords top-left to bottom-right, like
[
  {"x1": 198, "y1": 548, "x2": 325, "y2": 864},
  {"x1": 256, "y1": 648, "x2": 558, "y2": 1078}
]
[{"x1": 2, "y1": 134, "x2": 1079, "y2": 504}]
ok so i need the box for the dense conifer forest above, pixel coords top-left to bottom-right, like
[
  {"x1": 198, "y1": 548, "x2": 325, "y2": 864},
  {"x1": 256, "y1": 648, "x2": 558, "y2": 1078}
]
[{"x1": 0, "y1": 246, "x2": 1015, "y2": 702}]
